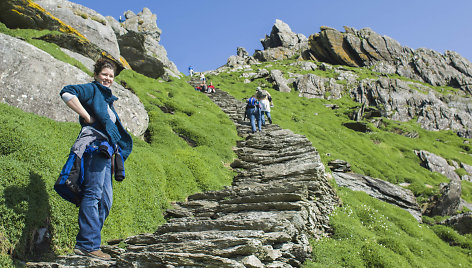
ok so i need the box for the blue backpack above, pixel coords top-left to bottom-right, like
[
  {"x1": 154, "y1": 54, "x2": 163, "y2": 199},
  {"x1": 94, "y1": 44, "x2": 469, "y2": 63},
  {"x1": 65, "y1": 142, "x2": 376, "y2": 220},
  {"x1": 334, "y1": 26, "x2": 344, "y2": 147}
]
[{"x1": 55, "y1": 141, "x2": 124, "y2": 206}]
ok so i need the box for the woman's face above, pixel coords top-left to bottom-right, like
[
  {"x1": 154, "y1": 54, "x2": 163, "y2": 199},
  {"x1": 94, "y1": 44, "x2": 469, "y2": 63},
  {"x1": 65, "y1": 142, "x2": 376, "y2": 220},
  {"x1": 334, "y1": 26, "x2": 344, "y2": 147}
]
[{"x1": 95, "y1": 67, "x2": 114, "y2": 87}]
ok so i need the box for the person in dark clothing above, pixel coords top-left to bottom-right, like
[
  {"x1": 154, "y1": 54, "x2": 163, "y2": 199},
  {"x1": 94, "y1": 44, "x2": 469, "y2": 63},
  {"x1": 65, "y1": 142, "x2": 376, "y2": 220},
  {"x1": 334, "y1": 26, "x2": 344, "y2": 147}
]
[
  {"x1": 59, "y1": 58, "x2": 133, "y2": 261},
  {"x1": 245, "y1": 95, "x2": 262, "y2": 133}
]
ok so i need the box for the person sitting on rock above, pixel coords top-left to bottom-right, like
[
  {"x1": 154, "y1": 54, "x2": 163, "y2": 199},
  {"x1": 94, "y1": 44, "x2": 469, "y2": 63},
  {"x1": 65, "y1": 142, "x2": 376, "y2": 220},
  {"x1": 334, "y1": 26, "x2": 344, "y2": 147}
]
[
  {"x1": 208, "y1": 82, "x2": 216, "y2": 93},
  {"x1": 200, "y1": 82, "x2": 208, "y2": 93}
]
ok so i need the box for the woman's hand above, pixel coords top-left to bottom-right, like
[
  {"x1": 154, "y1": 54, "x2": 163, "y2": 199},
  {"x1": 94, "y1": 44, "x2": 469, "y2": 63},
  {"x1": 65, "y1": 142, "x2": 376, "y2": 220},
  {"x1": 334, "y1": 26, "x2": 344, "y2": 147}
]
[
  {"x1": 65, "y1": 97, "x2": 95, "y2": 124},
  {"x1": 84, "y1": 115, "x2": 95, "y2": 124}
]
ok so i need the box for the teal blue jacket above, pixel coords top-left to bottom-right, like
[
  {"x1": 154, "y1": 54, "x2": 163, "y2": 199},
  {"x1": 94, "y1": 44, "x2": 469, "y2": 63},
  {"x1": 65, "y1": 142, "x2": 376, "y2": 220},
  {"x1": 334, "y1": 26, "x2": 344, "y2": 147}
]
[{"x1": 60, "y1": 81, "x2": 133, "y2": 160}]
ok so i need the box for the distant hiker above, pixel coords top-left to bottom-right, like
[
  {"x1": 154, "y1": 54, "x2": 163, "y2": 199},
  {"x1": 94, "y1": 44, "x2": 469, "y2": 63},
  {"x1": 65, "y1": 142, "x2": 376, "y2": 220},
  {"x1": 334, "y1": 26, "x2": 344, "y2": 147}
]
[
  {"x1": 256, "y1": 86, "x2": 273, "y2": 107},
  {"x1": 245, "y1": 95, "x2": 262, "y2": 133},
  {"x1": 201, "y1": 82, "x2": 208, "y2": 93},
  {"x1": 200, "y1": 72, "x2": 206, "y2": 82},
  {"x1": 59, "y1": 58, "x2": 133, "y2": 261},
  {"x1": 208, "y1": 82, "x2": 215, "y2": 93},
  {"x1": 260, "y1": 94, "x2": 272, "y2": 126},
  {"x1": 119, "y1": 16, "x2": 124, "y2": 23},
  {"x1": 188, "y1": 65, "x2": 194, "y2": 77}
]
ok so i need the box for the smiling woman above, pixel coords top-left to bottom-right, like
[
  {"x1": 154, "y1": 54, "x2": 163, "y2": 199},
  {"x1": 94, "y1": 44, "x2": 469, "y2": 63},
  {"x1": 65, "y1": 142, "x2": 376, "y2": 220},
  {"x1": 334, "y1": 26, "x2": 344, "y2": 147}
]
[
  {"x1": 93, "y1": 60, "x2": 115, "y2": 88},
  {"x1": 57, "y1": 57, "x2": 133, "y2": 260}
]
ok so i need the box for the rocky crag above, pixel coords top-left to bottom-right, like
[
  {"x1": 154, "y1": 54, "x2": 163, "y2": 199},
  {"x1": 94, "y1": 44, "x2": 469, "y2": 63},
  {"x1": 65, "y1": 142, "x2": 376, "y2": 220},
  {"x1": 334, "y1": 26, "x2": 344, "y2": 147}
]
[
  {"x1": 218, "y1": 20, "x2": 472, "y2": 139},
  {"x1": 0, "y1": 0, "x2": 185, "y2": 136},
  {"x1": 27, "y1": 88, "x2": 338, "y2": 267}
]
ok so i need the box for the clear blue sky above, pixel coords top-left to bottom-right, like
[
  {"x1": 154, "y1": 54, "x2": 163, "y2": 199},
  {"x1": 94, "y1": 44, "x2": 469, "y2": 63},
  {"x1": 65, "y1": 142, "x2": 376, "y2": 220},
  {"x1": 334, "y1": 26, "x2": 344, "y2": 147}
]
[{"x1": 73, "y1": 0, "x2": 472, "y2": 73}]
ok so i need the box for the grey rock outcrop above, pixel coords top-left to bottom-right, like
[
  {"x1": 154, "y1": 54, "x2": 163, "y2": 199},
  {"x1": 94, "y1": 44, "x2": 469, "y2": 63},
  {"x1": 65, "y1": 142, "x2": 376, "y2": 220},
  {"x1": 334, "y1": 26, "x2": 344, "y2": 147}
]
[
  {"x1": 332, "y1": 172, "x2": 422, "y2": 222},
  {"x1": 27, "y1": 88, "x2": 338, "y2": 268},
  {"x1": 269, "y1": 70, "x2": 291, "y2": 92},
  {"x1": 440, "y1": 212, "x2": 472, "y2": 235},
  {"x1": 352, "y1": 77, "x2": 472, "y2": 137},
  {"x1": 0, "y1": 33, "x2": 148, "y2": 137},
  {"x1": 261, "y1": 19, "x2": 308, "y2": 51},
  {"x1": 254, "y1": 19, "x2": 309, "y2": 62},
  {"x1": 295, "y1": 73, "x2": 344, "y2": 99},
  {"x1": 307, "y1": 26, "x2": 472, "y2": 93},
  {"x1": 118, "y1": 8, "x2": 181, "y2": 79},
  {"x1": 328, "y1": 159, "x2": 351, "y2": 172},
  {"x1": 0, "y1": 0, "x2": 126, "y2": 73},
  {"x1": 117, "y1": 30, "x2": 165, "y2": 79},
  {"x1": 254, "y1": 46, "x2": 300, "y2": 62},
  {"x1": 423, "y1": 180, "x2": 462, "y2": 217},
  {"x1": 35, "y1": 0, "x2": 121, "y2": 61},
  {"x1": 227, "y1": 47, "x2": 259, "y2": 67},
  {"x1": 415, "y1": 150, "x2": 460, "y2": 181}
]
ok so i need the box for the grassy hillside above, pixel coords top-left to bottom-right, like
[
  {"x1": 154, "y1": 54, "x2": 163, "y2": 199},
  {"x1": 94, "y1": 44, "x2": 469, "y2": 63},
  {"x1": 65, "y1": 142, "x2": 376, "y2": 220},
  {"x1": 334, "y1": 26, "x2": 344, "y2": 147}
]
[
  {"x1": 210, "y1": 60, "x2": 472, "y2": 203},
  {"x1": 1, "y1": 24, "x2": 471, "y2": 267},
  {"x1": 0, "y1": 70, "x2": 239, "y2": 266},
  {"x1": 208, "y1": 59, "x2": 472, "y2": 267}
]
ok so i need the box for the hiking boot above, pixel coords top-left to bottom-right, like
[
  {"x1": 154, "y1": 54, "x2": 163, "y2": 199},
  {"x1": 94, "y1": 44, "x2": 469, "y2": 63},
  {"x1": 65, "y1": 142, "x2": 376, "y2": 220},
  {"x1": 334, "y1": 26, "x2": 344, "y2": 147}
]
[{"x1": 74, "y1": 247, "x2": 111, "y2": 260}]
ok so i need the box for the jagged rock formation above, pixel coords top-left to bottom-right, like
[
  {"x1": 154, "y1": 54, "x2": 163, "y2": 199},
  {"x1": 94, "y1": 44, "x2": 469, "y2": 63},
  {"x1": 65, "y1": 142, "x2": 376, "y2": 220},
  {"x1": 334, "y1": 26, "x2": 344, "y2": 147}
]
[
  {"x1": 306, "y1": 26, "x2": 472, "y2": 94},
  {"x1": 0, "y1": 0, "x2": 83, "y2": 37},
  {"x1": 0, "y1": 33, "x2": 148, "y2": 137},
  {"x1": 254, "y1": 19, "x2": 308, "y2": 62},
  {"x1": 415, "y1": 150, "x2": 461, "y2": 181},
  {"x1": 26, "y1": 89, "x2": 338, "y2": 267},
  {"x1": 35, "y1": 0, "x2": 121, "y2": 60},
  {"x1": 353, "y1": 77, "x2": 472, "y2": 136},
  {"x1": 332, "y1": 172, "x2": 422, "y2": 222},
  {"x1": 227, "y1": 47, "x2": 259, "y2": 67},
  {"x1": 1, "y1": 0, "x2": 180, "y2": 79},
  {"x1": 110, "y1": 8, "x2": 181, "y2": 79},
  {"x1": 117, "y1": 30, "x2": 165, "y2": 79},
  {"x1": 0, "y1": 0, "x2": 126, "y2": 73}
]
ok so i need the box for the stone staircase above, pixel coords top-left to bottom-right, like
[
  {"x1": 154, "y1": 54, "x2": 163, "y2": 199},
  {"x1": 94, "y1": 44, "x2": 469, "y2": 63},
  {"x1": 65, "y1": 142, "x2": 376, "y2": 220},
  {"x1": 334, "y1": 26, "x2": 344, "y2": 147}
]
[{"x1": 27, "y1": 88, "x2": 338, "y2": 267}]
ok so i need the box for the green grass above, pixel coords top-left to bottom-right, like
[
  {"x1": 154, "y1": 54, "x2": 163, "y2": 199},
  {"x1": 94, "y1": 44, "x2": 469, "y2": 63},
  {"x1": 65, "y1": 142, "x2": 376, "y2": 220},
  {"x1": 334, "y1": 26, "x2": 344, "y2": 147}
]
[
  {"x1": 305, "y1": 188, "x2": 472, "y2": 267},
  {"x1": 0, "y1": 69, "x2": 239, "y2": 262},
  {"x1": 1, "y1": 24, "x2": 471, "y2": 266},
  {"x1": 209, "y1": 61, "x2": 472, "y2": 203},
  {"x1": 208, "y1": 59, "x2": 472, "y2": 266}
]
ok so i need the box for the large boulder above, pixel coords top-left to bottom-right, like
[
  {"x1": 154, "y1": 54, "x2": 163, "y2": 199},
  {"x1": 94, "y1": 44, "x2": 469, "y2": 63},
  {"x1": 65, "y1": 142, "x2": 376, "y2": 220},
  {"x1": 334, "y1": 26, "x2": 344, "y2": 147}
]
[
  {"x1": 268, "y1": 70, "x2": 291, "y2": 93},
  {"x1": 261, "y1": 19, "x2": 307, "y2": 51},
  {"x1": 440, "y1": 212, "x2": 472, "y2": 235},
  {"x1": 423, "y1": 180, "x2": 462, "y2": 217},
  {"x1": 332, "y1": 172, "x2": 422, "y2": 222},
  {"x1": 118, "y1": 8, "x2": 180, "y2": 79},
  {"x1": 415, "y1": 150, "x2": 461, "y2": 181},
  {"x1": 0, "y1": 0, "x2": 83, "y2": 37},
  {"x1": 226, "y1": 47, "x2": 258, "y2": 67},
  {"x1": 254, "y1": 19, "x2": 308, "y2": 62},
  {"x1": 253, "y1": 47, "x2": 299, "y2": 62},
  {"x1": 0, "y1": 0, "x2": 126, "y2": 74},
  {"x1": 118, "y1": 31, "x2": 165, "y2": 79},
  {"x1": 307, "y1": 26, "x2": 472, "y2": 94},
  {"x1": 35, "y1": 0, "x2": 121, "y2": 61},
  {"x1": 0, "y1": 33, "x2": 148, "y2": 137},
  {"x1": 294, "y1": 73, "x2": 344, "y2": 99}
]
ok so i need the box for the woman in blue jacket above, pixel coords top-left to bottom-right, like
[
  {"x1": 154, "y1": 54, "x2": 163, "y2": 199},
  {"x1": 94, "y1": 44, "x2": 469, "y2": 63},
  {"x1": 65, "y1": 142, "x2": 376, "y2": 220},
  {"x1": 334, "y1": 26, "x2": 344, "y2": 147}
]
[{"x1": 60, "y1": 58, "x2": 133, "y2": 260}]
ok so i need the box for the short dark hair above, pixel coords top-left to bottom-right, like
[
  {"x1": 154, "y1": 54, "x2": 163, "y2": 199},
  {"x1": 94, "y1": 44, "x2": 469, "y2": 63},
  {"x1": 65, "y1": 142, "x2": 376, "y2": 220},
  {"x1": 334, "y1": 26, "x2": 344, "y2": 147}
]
[{"x1": 93, "y1": 58, "x2": 117, "y2": 76}]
